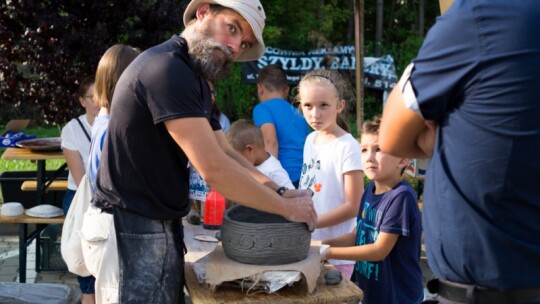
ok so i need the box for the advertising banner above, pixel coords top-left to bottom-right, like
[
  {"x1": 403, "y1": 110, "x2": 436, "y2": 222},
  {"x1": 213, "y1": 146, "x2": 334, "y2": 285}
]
[{"x1": 241, "y1": 45, "x2": 397, "y2": 91}]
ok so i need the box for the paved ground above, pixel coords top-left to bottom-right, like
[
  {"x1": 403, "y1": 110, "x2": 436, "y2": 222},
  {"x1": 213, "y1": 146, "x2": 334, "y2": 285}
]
[
  {"x1": 0, "y1": 234, "x2": 78, "y2": 286},
  {"x1": 0, "y1": 231, "x2": 435, "y2": 302},
  {"x1": 0, "y1": 232, "x2": 194, "y2": 303},
  {"x1": 421, "y1": 239, "x2": 437, "y2": 298}
]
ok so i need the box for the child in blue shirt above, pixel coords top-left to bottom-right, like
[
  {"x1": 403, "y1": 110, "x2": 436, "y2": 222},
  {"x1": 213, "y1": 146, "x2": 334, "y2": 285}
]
[{"x1": 323, "y1": 116, "x2": 423, "y2": 304}]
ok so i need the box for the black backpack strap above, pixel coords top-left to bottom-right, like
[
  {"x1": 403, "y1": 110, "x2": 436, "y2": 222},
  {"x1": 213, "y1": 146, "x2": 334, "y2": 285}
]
[{"x1": 75, "y1": 117, "x2": 91, "y2": 142}]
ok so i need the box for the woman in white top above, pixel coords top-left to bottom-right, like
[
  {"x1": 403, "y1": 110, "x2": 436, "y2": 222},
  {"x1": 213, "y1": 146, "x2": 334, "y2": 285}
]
[
  {"x1": 60, "y1": 76, "x2": 99, "y2": 304},
  {"x1": 61, "y1": 77, "x2": 99, "y2": 208}
]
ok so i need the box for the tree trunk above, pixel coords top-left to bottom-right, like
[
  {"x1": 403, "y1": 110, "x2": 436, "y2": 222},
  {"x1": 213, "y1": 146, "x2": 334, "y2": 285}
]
[
  {"x1": 375, "y1": 0, "x2": 383, "y2": 56},
  {"x1": 419, "y1": 0, "x2": 425, "y2": 36},
  {"x1": 355, "y1": 0, "x2": 365, "y2": 132},
  {"x1": 318, "y1": 0, "x2": 324, "y2": 20},
  {"x1": 348, "y1": 0, "x2": 355, "y2": 44}
]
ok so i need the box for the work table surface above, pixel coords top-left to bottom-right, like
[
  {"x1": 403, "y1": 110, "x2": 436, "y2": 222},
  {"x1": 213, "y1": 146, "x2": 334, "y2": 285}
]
[{"x1": 182, "y1": 219, "x2": 363, "y2": 304}]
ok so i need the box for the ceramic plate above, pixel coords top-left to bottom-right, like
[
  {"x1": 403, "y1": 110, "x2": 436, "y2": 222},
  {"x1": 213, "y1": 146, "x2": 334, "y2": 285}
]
[
  {"x1": 25, "y1": 204, "x2": 64, "y2": 218},
  {"x1": 16, "y1": 137, "x2": 62, "y2": 151}
]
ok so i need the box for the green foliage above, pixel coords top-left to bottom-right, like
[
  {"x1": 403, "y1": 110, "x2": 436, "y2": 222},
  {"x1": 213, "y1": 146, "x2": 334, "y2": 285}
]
[
  {"x1": 221, "y1": 0, "x2": 354, "y2": 121},
  {"x1": 263, "y1": 0, "x2": 352, "y2": 49},
  {"x1": 1, "y1": 0, "x2": 440, "y2": 127},
  {"x1": 363, "y1": 0, "x2": 439, "y2": 71},
  {"x1": 363, "y1": 92, "x2": 383, "y2": 122},
  {"x1": 0, "y1": 0, "x2": 185, "y2": 126},
  {"x1": 367, "y1": 34, "x2": 425, "y2": 76},
  {"x1": 216, "y1": 64, "x2": 258, "y2": 121}
]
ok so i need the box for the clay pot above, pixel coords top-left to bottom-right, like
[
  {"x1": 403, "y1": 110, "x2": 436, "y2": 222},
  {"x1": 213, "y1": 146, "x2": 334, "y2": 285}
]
[{"x1": 221, "y1": 205, "x2": 311, "y2": 265}]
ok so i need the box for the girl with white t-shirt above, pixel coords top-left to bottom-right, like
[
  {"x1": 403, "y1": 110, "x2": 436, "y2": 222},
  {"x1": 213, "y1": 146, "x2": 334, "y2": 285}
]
[{"x1": 296, "y1": 69, "x2": 364, "y2": 279}]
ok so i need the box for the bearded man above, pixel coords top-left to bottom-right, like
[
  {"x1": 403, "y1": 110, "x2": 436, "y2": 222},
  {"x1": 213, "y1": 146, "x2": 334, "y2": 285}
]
[{"x1": 91, "y1": 1, "x2": 317, "y2": 303}]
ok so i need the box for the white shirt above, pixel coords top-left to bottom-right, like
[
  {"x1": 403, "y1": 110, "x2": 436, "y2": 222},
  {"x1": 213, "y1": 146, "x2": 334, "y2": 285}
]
[
  {"x1": 256, "y1": 154, "x2": 294, "y2": 189},
  {"x1": 299, "y1": 132, "x2": 362, "y2": 265},
  {"x1": 61, "y1": 114, "x2": 92, "y2": 190}
]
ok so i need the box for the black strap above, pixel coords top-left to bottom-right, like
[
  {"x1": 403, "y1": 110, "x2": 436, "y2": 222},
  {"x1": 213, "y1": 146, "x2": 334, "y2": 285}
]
[
  {"x1": 428, "y1": 278, "x2": 540, "y2": 304},
  {"x1": 75, "y1": 117, "x2": 91, "y2": 142}
]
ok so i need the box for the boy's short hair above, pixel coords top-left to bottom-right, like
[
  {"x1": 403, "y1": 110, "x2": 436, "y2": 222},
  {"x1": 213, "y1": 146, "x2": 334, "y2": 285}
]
[
  {"x1": 362, "y1": 115, "x2": 407, "y2": 175},
  {"x1": 226, "y1": 119, "x2": 265, "y2": 151},
  {"x1": 362, "y1": 115, "x2": 382, "y2": 136},
  {"x1": 257, "y1": 64, "x2": 288, "y2": 92}
]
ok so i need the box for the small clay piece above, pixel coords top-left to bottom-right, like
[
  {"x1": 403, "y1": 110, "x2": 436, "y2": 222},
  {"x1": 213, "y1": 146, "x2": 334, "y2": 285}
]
[
  {"x1": 221, "y1": 205, "x2": 311, "y2": 265},
  {"x1": 324, "y1": 269, "x2": 342, "y2": 285}
]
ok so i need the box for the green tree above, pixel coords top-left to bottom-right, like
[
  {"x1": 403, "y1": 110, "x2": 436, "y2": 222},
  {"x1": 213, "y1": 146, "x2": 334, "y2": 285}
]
[
  {"x1": 219, "y1": 0, "x2": 354, "y2": 121},
  {"x1": 1, "y1": 0, "x2": 439, "y2": 125},
  {"x1": 222, "y1": 0, "x2": 440, "y2": 121},
  {"x1": 364, "y1": 0, "x2": 439, "y2": 73},
  {"x1": 0, "y1": 0, "x2": 187, "y2": 125}
]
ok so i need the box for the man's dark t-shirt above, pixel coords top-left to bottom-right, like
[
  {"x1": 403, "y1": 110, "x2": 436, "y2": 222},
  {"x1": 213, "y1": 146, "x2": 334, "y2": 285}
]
[{"x1": 93, "y1": 35, "x2": 221, "y2": 220}]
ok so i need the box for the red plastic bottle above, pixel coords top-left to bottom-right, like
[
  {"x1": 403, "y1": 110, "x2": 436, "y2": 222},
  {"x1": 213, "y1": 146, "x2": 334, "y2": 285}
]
[{"x1": 203, "y1": 189, "x2": 225, "y2": 230}]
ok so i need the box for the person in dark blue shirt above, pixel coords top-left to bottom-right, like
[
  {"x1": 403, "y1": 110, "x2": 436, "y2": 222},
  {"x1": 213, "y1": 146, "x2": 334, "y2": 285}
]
[
  {"x1": 324, "y1": 117, "x2": 423, "y2": 304},
  {"x1": 380, "y1": 1, "x2": 540, "y2": 303}
]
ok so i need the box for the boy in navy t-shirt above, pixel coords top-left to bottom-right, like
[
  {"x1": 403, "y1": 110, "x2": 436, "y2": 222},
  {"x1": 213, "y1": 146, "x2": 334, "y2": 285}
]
[{"x1": 323, "y1": 116, "x2": 423, "y2": 304}]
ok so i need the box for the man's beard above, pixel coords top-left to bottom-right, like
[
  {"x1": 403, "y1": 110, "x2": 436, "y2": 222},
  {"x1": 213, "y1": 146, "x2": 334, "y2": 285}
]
[{"x1": 187, "y1": 28, "x2": 234, "y2": 81}]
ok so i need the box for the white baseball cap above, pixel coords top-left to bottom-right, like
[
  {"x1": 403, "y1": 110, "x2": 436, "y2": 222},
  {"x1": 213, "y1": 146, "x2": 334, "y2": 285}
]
[{"x1": 183, "y1": 0, "x2": 266, "y2": 62}]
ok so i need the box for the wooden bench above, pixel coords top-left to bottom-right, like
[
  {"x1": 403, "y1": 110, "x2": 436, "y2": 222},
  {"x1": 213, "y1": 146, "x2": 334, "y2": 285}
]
[{"x1": 20, "y1": 180, "x2": 68, "y2": 192}]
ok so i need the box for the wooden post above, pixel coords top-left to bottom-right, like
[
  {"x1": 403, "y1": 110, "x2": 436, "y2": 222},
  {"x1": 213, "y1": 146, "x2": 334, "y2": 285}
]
[{"x1": 354, "y1": 0, "x2": 365, "y2": 135}]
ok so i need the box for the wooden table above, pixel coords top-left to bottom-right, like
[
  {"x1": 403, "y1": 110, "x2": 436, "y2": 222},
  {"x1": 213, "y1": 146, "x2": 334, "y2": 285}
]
[
  {"x1": 0, "y1": 212, "x2": 64, "y2": 283},
  {"x1": 183, "y1": 219, "x2": 364, "y2": 303},
  {"x1": 1, "y1": 147, "x2": 67, "y2": 205}
]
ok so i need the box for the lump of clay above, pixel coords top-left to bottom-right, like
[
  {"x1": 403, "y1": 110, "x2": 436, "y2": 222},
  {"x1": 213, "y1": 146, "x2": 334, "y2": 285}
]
[{"x1": 325, "y1": 269, "x2": 342, "y2": 285}]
